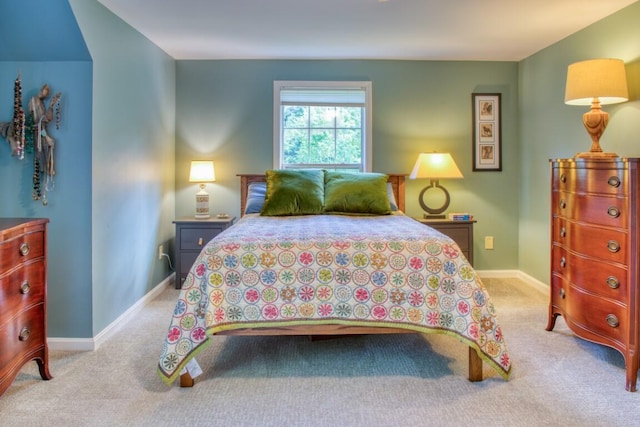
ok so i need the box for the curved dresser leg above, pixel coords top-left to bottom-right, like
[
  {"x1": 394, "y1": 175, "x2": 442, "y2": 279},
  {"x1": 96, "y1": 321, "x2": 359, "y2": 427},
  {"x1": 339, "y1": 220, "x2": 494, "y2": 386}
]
[
  {"x1": 36, "y1": 358, "x2": 52, "y2": 381},
  {"x1": 625, "y1": 358, "x2": 638, "y2": 392},
  {"x1": 545, "y1": 311, "x2": 559, "y2": 331}
]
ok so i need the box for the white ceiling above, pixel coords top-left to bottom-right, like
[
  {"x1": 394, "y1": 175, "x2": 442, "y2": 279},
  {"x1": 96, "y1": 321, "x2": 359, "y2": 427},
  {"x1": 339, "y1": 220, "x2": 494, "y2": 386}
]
[{"x1": 97, "y1": 0, "x2": 637, "y2": 61}]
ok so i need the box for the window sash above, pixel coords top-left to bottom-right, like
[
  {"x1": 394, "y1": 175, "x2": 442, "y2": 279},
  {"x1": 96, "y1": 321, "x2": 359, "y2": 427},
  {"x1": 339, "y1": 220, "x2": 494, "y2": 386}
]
[{"x1": 274, "y1": 81, "x2": 372, "y2": 171}]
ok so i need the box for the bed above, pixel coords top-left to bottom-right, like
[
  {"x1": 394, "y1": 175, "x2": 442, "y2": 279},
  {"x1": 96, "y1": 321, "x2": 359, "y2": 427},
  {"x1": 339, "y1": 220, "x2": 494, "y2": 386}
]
[{"x1": 158, "y1": 171, "x2": 511, "y2": 386}]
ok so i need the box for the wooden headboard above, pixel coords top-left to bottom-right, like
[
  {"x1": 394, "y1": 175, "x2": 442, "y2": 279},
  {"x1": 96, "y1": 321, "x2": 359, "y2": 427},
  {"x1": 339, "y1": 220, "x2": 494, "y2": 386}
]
[{"x1": 238, "y1": 173, "x2": 406, "y2": 217}]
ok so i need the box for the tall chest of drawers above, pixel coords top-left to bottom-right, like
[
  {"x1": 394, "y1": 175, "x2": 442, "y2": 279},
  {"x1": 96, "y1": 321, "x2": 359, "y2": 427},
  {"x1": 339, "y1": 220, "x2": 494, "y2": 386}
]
[
  {"x1": 546, "y1": 158, "x2": 640, "y2": 392},
  {"x1": 0, "y1": 218, "x2": 52, "y2": 397}
]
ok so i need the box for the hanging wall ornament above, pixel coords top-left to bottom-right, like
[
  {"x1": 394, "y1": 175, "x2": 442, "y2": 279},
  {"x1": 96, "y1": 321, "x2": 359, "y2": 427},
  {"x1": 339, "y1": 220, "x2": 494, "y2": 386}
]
[
  {"x1": 0, "y1": 73, "x2": 26, "y2": 159},
  {"x1": 13, "y1": 73, "x2": 25, "y2": 159},
  {"x1": 27, "y1": 83, "x2": 62, "y2": 206}
]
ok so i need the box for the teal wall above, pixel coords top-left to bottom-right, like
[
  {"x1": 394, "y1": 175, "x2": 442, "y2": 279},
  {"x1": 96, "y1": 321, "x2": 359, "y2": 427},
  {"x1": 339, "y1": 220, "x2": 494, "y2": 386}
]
[
  {"x1": 175, "y1": 60, "x2": 521, "y2": 271},
  {"x1": 69, "y1": 0, "x2": 176, "y2": 336},
  {"x1": 519, "y1": 1, "x2": 640, "y2": 283},
  {"x1": 1, "y1": 0, "x2": 175, "y2": 339},
  {"x1": 1, "y1": 0, "x2": 93, "y2": 338},
  {"x1": 0, "y1": 63, "x2": 93, "y2": 337}
]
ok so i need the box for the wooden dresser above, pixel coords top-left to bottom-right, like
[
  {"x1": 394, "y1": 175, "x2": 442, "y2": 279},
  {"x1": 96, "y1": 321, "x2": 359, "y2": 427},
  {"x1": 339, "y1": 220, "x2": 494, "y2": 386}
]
[
  {"x1": 546, "y1": 158, "x2": 640, "y2": 392},
  {"x1": 0, "y1": 218, "x2": 52, "y2": 396}
]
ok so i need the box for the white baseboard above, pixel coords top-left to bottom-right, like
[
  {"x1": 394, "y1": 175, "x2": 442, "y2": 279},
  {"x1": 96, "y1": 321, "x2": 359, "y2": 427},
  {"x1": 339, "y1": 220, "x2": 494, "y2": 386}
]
[
  {"x1": 48, "y1": 273, "x2": 175, "y2": 352},
  {"x1": 477, "y1": 269, "x2": 549, "y2": 295}
]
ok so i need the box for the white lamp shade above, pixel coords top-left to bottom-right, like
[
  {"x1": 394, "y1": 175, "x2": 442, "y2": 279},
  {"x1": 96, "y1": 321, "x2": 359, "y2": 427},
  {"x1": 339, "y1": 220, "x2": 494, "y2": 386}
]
[
  {"x1": 410, "y1": 153, "x2": 463, "y2": 180},
  {"x1": 565, "y1": 58, "x2": 629, "y2": 106},
  {"x1": 189, "y1": 161, "x2": 216, "y2": 182}
]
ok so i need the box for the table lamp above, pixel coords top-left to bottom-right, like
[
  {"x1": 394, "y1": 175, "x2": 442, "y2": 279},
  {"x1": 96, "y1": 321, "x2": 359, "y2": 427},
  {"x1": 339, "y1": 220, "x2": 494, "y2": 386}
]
[
  {"x1": 410, "y1": 152, "x2": 463, "y2": 219},
  {"x1": 189, "y1": 160, "x2": 216, "y2": 219},
  {"x1": 564, "y1": 58, "x2": 629, "y2": 158}
]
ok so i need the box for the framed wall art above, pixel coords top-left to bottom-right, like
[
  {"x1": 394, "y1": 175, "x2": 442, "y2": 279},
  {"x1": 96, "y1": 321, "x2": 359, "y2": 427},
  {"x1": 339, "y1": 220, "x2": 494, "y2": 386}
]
[{"x1": 472, "y1": 93, "x2": 501, "y2": 171}]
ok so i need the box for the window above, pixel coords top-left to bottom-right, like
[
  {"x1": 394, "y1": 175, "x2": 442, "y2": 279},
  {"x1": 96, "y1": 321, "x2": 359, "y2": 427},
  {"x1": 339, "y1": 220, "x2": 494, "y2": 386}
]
[{"x1": 273, "y1": 81, "x2": 372, "y2": 171}]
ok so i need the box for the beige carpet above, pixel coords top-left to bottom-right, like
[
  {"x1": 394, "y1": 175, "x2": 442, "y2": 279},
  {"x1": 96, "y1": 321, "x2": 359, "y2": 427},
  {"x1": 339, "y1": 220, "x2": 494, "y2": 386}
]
[{"x1": 1, "y1": 277, "x2": 639, "y2": 426}]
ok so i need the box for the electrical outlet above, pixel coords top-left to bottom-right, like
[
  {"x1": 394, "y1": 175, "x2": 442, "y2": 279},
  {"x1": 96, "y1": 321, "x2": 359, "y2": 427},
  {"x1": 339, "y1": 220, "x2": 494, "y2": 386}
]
[
  {"x1": 158, "y1": 244, "x2": 163, "y2": 260},
  {"x1": 485, "y1": 236, "x2": 494, "y2": 250}
]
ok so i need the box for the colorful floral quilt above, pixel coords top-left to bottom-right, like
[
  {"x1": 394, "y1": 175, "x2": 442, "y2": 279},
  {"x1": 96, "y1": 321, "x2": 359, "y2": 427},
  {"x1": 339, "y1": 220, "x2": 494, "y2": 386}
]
[{"x1": 158, "y1": 213, "x2": 511, "y2": 384}]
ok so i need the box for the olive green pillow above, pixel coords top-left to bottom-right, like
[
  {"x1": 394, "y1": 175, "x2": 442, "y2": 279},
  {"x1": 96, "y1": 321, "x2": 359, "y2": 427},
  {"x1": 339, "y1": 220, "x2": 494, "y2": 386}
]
[
  {"x1": 261, "y1": 169, "x2": 325, "y2": 216},
  {"x1": 323, "y1": 171, "x2": 391, "y2": 215}
]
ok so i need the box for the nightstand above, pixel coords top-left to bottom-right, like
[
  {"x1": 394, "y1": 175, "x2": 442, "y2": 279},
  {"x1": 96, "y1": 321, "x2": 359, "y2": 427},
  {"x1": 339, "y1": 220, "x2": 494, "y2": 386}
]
[
  {"x1": 173, "y1": 217, "x2": 236, "y2": 289},
  {"x1": 416, "y1": 219, "x2": 476, "y2": 266}
]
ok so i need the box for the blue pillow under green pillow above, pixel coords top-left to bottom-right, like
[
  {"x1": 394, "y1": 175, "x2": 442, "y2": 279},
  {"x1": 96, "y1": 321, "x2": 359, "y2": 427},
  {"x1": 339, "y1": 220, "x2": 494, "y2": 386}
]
[
  {"x1": 261, "y1": 169, "x2": 325, "y2": 216},
  {"x1": 323, "y1": 171, "x2": 391, "y2": 215}
]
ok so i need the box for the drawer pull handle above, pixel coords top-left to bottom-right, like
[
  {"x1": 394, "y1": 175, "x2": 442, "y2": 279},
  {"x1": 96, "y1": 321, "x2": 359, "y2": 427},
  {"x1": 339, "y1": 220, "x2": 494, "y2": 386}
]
[
  {"x1": 19, "y1": 243, "x2": 30, "y2": 256},
  {"x1": 606, "y1": 314, "x2": 619, "y2": 328},
  {"x1": 607, "y1": 240, "x2": 620, "y2": 253},
  {"x1": 560, "y1": 199, "x2": 566, "y2": 209},
  {"x1": 560, "y1": 227, "x2": 566, "y2": 238},
  {"x1": 20, "y1": 281, "x2": 31, "y2": 294},
  {"x1": 607, "y1": 276, "x2": 620, "y2": 289},
  {"x1": 560, "y1": 174, "x2": 566, "y2": 183},
  {"x1": 559, "y1": 288, "x2": 565, "y2": 299},
  {"x1": 560, "y1": 257, "x2": 566, "y2": 268},
  {"x1": 19, "y1": 327, "x2": 31, "y2": 341},
  {"x1": 608, "y1": 176, "x2": 621, "y2": 188},
  {"x1": 607, "y1": 206, "x2": 620, "y2": 218},
  {"x1": 198, "y1": 237, "x2": 204, "y2": 246}
]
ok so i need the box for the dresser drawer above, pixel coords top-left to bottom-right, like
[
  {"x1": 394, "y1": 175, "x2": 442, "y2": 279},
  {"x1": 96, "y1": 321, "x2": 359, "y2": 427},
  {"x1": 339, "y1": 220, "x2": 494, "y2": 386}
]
[
  {"x1": 0, "y1": 230, "x2": 45, "y2": 274},
  {"x1": 553, "y1": 165, "x2": 626, "y2": 196},
  {"x1": 563, "y1": 284, "x2": 628, "y2": 347},
  {"x1": 0, "y1": 304, "x2": 46, "y2": 380},
  {"x1": 0, "y1": 261, "x2": 45, "y2": 326},
  {"x1": 551, "y1": 245, "x2": 627, "y2": 301},
  {"x1": 180, "y1": 227, "x2": 224, "y2": 251},
  {"x1": 552, "y1": 218, "x2": 627, "y2": 264},
  {"x1": 553, "y1": 190, "x2": 627, "y2": 227}
]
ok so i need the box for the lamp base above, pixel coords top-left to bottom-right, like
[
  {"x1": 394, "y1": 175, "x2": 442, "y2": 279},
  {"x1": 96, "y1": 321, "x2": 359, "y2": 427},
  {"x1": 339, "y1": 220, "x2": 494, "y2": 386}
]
[
  {"x1": 418, "y1": 180, "x2": 451, "y2": 219},
  {"x1": 574, "y1": 151, "x2": 618, "y2": 158},
  {"x1": 576, "y1": 99, "x2": 618, "y2": 159},
  {"x1": 195, "y1": 186, "x2": 210, "y2": 219}
]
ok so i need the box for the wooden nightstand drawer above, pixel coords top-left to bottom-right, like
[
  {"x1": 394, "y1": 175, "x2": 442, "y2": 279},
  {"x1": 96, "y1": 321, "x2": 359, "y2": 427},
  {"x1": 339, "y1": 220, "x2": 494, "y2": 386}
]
[
  {"x1": 416, "y1": 219, "x2": 475, "y2": 266},
  {"x1": 180, "y1": 227, "x2": 225, "y2": 250},
  {"x1": 173, "y1": 217, "x2": 236, "y2": 289}
]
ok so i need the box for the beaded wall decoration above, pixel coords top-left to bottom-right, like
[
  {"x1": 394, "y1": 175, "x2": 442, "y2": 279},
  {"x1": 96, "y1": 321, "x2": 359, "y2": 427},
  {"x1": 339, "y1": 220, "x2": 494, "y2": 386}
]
[
  {"x1": 26, "y1": 84, "x2": 62, "y2": 205},
  {"x1": 1, "y1": 77, "x2": 62, "y2": 206},
  {"x1": 0, "y1": 73, "x2": 26, "y2": 159}
]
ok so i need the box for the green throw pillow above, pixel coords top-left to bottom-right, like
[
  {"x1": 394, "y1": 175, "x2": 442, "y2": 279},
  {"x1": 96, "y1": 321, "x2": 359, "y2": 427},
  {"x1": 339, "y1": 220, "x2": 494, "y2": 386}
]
[
  {"x1": 323, "y1": 171, "x2": 391, "y2": 215},
  {"x1": 261, "y1": 169, "x2": 325, "y2": 216}
]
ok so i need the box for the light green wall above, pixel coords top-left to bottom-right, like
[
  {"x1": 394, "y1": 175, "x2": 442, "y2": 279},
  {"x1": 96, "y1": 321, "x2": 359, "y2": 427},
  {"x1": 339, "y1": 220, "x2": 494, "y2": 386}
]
[
  {"x1": 175, "y1": 60, "x2": 520, "y2": 271},
  {"x1": 69, "y1": 0, "x2": 176, "y2": 336},
  {"x1": 518, "y1": 1, "x2": 640, "y2": 284}
]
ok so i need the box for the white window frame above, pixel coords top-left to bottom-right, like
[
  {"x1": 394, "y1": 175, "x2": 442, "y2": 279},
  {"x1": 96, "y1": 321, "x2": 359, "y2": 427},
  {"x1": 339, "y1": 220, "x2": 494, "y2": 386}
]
[{"x1": 273, "y1": 80, "x2": 372, "y2": 171}]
